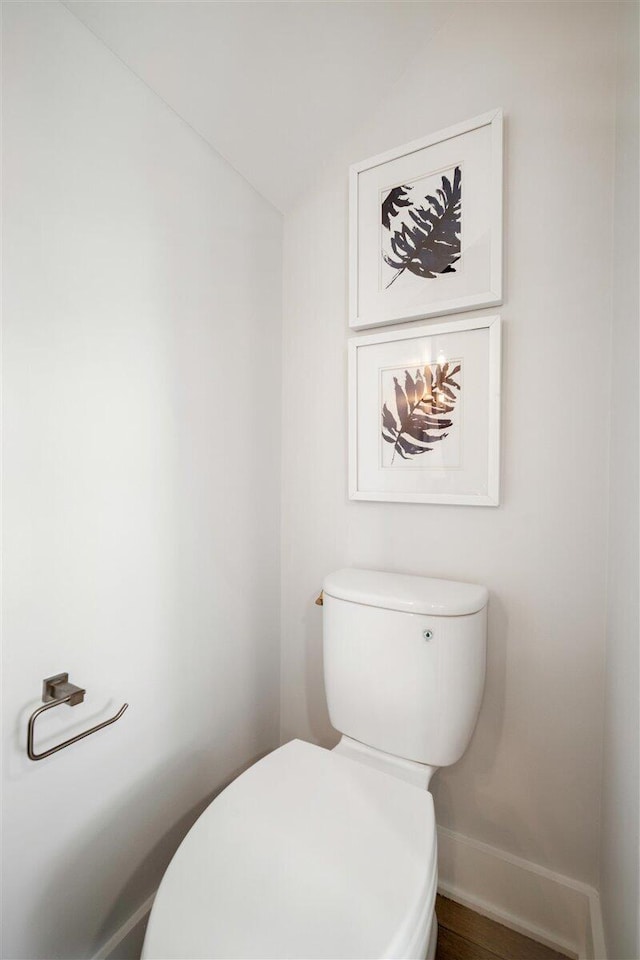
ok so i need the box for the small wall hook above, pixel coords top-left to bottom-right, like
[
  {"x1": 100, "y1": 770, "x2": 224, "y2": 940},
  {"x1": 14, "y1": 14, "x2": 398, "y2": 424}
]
[{"x1": 27, "y1": 673, "x2": 128, "y2": 761}]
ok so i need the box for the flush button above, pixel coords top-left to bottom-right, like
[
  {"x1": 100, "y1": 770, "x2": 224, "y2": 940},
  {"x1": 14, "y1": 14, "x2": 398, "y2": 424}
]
[{"x1": 423, "y1": 629, "x2": 433, "y2": 641}]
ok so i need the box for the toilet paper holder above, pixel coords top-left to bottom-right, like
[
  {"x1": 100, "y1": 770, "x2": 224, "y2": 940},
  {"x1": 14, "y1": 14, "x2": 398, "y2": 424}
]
[{"x1": 26, "y1": 672, "x2": 128, "y2": 761}]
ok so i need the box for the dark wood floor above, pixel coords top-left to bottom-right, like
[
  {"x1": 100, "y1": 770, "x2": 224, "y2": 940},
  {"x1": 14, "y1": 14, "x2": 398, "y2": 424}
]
[{"x1": 435, "y1": 895, "x2": 572, "y2": 960}]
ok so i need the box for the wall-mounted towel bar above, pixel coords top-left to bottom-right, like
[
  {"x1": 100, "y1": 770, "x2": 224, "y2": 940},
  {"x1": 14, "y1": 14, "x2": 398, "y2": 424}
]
[{"x1": 27, "y1": 673, "x2": 128, "y2": 761}]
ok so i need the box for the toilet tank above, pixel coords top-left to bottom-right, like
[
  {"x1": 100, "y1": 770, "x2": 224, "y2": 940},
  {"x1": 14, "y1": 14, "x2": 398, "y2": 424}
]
[{"x1": 322, "y1": 569, "x2": 488, "y2": 768}]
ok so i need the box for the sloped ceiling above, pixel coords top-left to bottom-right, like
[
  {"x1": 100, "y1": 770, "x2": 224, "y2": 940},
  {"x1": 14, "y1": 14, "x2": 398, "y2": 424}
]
[{"x1": 63, "y1": 0, "x2": 445, "y2": 212}]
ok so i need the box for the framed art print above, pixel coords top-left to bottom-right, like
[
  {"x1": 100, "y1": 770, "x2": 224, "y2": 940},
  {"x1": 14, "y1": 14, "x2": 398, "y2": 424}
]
[
  {"x1": 349, "y1": 316, "x2": 501, "y2": 505},
  {"x1": 349, "y1": 109, "x2": 503, "y2": 330}
]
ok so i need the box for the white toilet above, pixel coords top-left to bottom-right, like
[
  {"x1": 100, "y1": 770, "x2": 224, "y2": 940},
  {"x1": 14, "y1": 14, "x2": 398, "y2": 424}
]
[{"x1": 142, "y1": 568, "x2": 488, "y2": 960}]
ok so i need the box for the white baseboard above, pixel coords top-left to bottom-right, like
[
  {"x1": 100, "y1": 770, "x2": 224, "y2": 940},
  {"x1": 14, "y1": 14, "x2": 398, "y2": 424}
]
[
  {"x1": 437, "y1": 825, "x2": 607, "y2": 960},
  {"x1": 90, "y1": 831, "x2": 608, "y2": 960},
  {"x1": 92, "y1": 893, "x2": 155, "y2": 960}
]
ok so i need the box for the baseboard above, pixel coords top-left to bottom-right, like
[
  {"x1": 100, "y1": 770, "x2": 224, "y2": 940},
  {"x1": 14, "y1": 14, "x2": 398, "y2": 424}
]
[
  {"x1": 90, "y1": 831, "x2": 608, "y2": 960},
  {"x1": 437, "y1": 825, "x2": 607, "y2": 960},
  {"x1": 91, "y1": 893, "x2": 155, "y2": 960}
]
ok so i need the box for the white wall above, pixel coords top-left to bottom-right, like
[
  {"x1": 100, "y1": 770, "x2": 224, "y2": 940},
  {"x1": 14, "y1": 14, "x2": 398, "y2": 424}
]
[
  {"x1": 280, "y1": 0, "x2": 619, "y2": 890},
  {"x1": 1, "y1": 3, "x2": 282, "y2": 959},
  {"x1": 599, "y1": 2, "x2": 640, "y2": 957}
]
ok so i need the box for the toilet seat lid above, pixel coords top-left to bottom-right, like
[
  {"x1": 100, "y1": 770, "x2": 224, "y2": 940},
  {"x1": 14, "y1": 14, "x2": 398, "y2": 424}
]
[{"x1": 143, "y1": 739, "x2": 437, "y2": 959}]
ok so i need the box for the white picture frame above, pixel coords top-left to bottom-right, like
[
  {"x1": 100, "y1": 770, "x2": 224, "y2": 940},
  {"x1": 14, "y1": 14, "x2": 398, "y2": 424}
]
[
  {"x1": 349, "y1": 108, "x2": 503, "y2": 330},
  {"x1": 349, "y1": 315, "x2": 501, "y2": 505}
]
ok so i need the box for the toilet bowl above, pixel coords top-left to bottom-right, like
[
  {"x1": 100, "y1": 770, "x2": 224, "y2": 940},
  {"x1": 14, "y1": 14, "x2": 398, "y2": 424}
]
[
  {"x1": 142, "y1": 569, "x2": 487, "y2": 960},
  {"x1": 142, "y1": 739, "x2": 438, "y2": 960}
]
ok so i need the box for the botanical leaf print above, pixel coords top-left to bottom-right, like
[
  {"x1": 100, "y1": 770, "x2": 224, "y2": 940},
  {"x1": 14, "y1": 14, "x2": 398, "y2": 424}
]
[
  {"x1": 381, "y1": 361, "x2": 462, "y2": 463},
  {"x1": 382, "y1": 167, "x2": 461, "y2": 287},
  {"x1": 381, "y1": 186, "x2": 412, "y2": 229}
]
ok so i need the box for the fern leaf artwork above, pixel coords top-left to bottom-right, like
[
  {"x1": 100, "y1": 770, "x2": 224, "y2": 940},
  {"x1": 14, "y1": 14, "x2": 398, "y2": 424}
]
[
  {"x1": 381, "y1": 361, "x2": 462, "y2": 465},
  {"x1": 381, "y1": 166, "x2": 462, "y2": 289}
]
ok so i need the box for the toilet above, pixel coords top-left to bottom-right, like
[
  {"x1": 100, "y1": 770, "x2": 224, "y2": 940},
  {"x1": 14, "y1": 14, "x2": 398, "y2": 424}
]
[{"x1": 142, "y1": 568, "x2": 488, "y2": 960}]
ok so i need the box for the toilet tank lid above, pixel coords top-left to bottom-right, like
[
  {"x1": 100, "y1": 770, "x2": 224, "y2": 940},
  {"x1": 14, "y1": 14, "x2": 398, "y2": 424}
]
[{"x1": 323, "y1": 568, "x2": 488, "y2": 616}]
